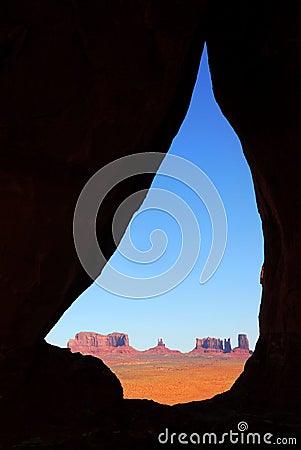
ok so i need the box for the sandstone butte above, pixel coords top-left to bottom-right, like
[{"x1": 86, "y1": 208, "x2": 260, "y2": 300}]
[{"x1": 67, "y1": 332, "x2": 252, "y2": 358}]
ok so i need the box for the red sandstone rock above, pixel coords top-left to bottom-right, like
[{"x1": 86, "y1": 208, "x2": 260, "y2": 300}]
[
  {"x1": 68, "y1": 331, "x2": 138, "y2": 356},
  {"x1": 142, "y1": 339, "x2": 183, "y2": 356},
  {"x1": 69, "y1": 333, "x2": 183, "y2": 356},
  {"x1": 195, "y1": 337, "x2": 224, "y2": 352},
  {"x1": 237, "y1": 334, "x2": 250, "y2": 351},
  {"x1": 188, "y1": 335, "x2": 251, "y2": 358},
  {"x1": 231, "y1": 347, "x2": 250, "y2": 355},
  {"x1": 230, "y1": 334, "x2": 251, "y2": 356},
  {"x1": 68, "y1": 332, "x2": 251, "y2": 358},
  {"x1": 224, "y1": 338, "x2": 232, "y2": 353}
]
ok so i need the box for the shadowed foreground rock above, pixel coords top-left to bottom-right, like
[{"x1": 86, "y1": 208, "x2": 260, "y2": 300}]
[
  {"x1": 206, "y1": 0, "x2": 301, "y2": 411},
  {"x1": 1, "y1": 0, "x2": 301, "y2": 448}
]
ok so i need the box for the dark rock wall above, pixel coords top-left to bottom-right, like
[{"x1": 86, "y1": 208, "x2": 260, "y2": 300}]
[
  {"x1": 0, "y1": 0, "x2": 206, "y2": 351},
  {"x1": 0, "y1": 0, "x2": 301, "y2": 443},
  {"x1": 0, "y1": 0, "x2": 207, "y2": 434},
  {"x1": 206, "y1": 0, "x2": 301, "y2": 408}
]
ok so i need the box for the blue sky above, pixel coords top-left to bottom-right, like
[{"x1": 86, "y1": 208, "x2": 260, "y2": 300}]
[{"x1": 46, "y1": 47, "x2": 263, "y2": 352}]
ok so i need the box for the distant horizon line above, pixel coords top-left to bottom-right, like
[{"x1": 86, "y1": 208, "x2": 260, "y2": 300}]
[{"x1": 67, "y1": 330, "x2": 252, "y2": 354}]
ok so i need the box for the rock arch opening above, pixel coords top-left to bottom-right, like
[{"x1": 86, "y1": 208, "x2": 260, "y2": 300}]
[
  {"x1": 46, "y1": 46, "x2": 263, "y2": 405},
  {"x1": 1, "y1": 1, "x2": 300, "y2": 446}
]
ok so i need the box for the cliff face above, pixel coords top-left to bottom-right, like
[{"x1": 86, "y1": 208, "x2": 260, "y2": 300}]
[
  {"x1": 69, "y1": 332, "x2": 130, "y2": 349},
  {"x1": 0, "y1": 2, "x2": 207, "y2": 436},
  {"x1": 193, "y1": 335, "x2": 250, "y2": 356},
  {"x1": 68, "y1": 332, "x2": 137, "y2": 355},
  {"x1": 69, "y1": 334, "x2": 183, "y2": 356},
  {"x1": 238, "y1": 334, "x2": 249, "y2": 351},
  {"x1": 232, "y1": 333, "x2": 251, "y2": 354},
  {"x1": 206, "y1": 0, "x2": 301, "y2": 409},
  {"x1": 224, "y1": 338, "x2": 232, "y2": 353},
  {"x1": 195, "y1": 337, "x2": 224, "y2": 352},
  {"x1": 68, "y1": 332, "x2": 250, "y2": 357}
]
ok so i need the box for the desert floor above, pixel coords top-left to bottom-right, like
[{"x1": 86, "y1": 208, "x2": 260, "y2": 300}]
[{"x1": 102, "y1": 354, "x2": 247, "y2": 405}]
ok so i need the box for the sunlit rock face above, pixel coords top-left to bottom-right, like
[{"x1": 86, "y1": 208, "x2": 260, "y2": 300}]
[
  {"x1": 68, "y1": 331, "x2": 138, "y2": 355},
  {"x1": 238, "y1": 334, "x2": 249, "y2": 351},
  {"x1": 69, "y1": 332, "x2": 130, "y2": 349},
  {"x1": 195, "y1": 337, "x2": 224, "y2": 352},
  {"x1": 0, "y1": 0, "x2": 301, "y2": 446}
]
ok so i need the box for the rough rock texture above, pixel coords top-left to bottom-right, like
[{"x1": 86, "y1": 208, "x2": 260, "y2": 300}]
[
  {"x1": 68, "y1": 331, "x2": 138, "y2": 355},
  {"x1": 0, "y1": 1, "x2": 206, "y2": 441},
  {"x1": 238, "y1": 333, "x2": 250, "y2": 351},
  {"x1": 1, "y1": 0, "x2": 301, "y2": 447},
  {"x1": 192, "y1": 336, "x2": 249, "y2": 356},
  {"x1": 0, "y1": 341, "x2": 123, "y2": 446},
  {"x1": 0, "y1": 0, "x2": 206, "y2": 351},
  {"x1": 206, "y1": 0, "x2": 301, "y2": 410},
  {"x1": 142, "y1": 340, "x2": 183, "y2": 356},
  {"x1": 224, "y1": 338, "x2": 232, "y2": 353},
  {"x1": 69, "y1": 331, "x2": 130, "y2": 349},
  {"x1": 232, "y1": 334, "x2": 251, "y2": 355},
  {"x1": 195, "y1": 336, "x2": 224, "y2": 352},
  {"x1": 68, "y1": 332, "x2": 250, "y2": 359},
  {"x1": 223, "y1": 338, "x2": 231, "y2": 353}
]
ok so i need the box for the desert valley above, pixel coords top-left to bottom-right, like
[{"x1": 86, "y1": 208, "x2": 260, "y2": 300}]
[{"x1": 68, "y1": 331, "x2": 251, "y2": 405}]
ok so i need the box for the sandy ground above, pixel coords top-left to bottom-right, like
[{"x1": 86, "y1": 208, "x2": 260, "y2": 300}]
[{"x1": 102, "y1": 354, "x2": 247, "y2": 405}]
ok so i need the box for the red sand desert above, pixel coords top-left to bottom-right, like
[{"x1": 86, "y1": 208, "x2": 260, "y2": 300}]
[{"x1": 102, "y1": 353, "x2": 247, "y2": 405}]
